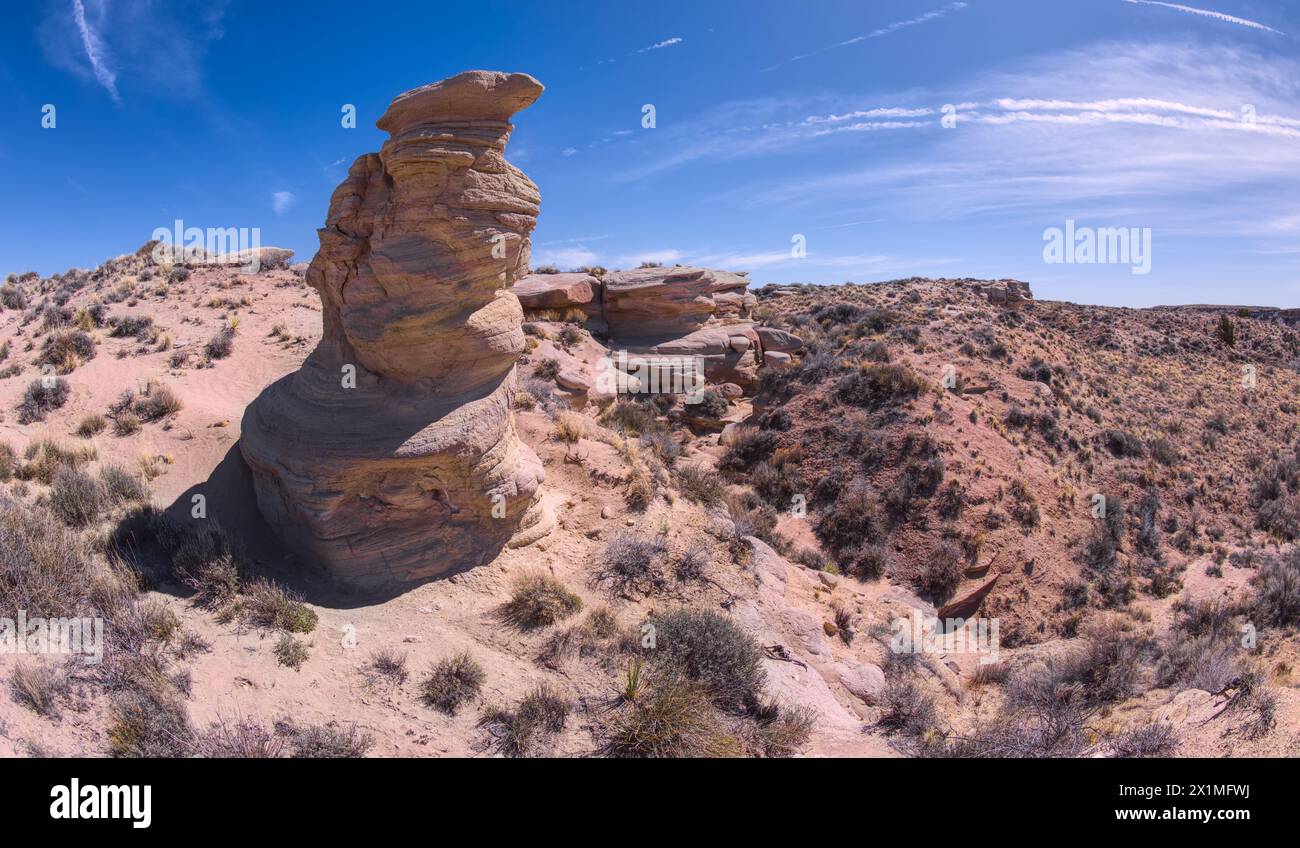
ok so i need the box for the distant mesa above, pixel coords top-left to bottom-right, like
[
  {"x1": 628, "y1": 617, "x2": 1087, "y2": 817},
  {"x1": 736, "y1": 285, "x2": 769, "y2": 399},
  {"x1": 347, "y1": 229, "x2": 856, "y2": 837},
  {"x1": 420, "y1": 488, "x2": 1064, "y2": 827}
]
[{"x1": 240, "y1": 71, "x2": 551, "y2": 592}]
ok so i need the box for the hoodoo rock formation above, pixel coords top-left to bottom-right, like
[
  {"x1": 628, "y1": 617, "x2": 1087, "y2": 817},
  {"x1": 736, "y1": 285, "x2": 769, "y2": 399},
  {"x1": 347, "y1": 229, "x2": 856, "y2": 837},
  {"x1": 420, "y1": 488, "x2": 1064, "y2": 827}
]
[{"x1": 241, "y1": 71, "x2": 551, "y2": 591}]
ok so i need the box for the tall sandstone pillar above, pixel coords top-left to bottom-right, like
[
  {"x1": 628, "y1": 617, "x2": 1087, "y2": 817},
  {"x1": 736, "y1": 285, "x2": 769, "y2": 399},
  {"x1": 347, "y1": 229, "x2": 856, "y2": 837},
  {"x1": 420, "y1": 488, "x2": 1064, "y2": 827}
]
[{"x1": 241, "y1": 71, "x2": 551, "y2": 591}]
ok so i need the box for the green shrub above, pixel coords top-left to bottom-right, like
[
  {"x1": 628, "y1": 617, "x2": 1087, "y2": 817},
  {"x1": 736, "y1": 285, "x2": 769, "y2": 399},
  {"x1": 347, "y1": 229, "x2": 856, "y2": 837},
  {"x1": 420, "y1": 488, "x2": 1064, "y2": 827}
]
[
  {"x1": 1252, "y1": 550, "x2": 1300, "y2": 628},
  {"x1": 274, "y1": 634, "x2": 309, "y2": 670},
  {"x1": 676, "y1": 463, "x2": 725, "y2": 505},
  {"x1": 100, "y1": 464, "x2": 149, "y2": 505},
  {"x1": 814, "y1": 478, "x2": 883, "y2": 555},
  {"x1": 38, "y1": 330, "x2": 96, "y2": 372},
  {"x1": 49, "y1": 466, "x2": 103, "y2": 526},
  {"x1": 478, "y1": 683, "x2": 571, "y2": 757},
  {"x1": 645, "y1": 608, "x2": 766, "y2": 712},
  {"x1": 1214, "y1": 315, "x2": 1236, "y2": 347},
  {"x1": 108, "y1": 689, "x2": 195, "y2": 758},
  {"x1": 693, "y1": 389, "x2": 729, "y2": 419},
  {"x1": 914, "y1": 539, "x2": 964, "y2": 603},
  {"x1": 76, "y1": 413, "x2": 107, "y2": 437},
  {"x1": 420, "y1": 652, "x2": 485, "y2": 715},
  {"x1": 168, "y1": 520, "x2": 244, "y2": 608},
  {"x1": 18, "y1": 378, "x2": 70, "y2": 424},
  {"x1": 243, "y1": 578, "x2": 318, "y2": 633},
  {"x1": 599, "y1": 677, "x2": 743, "y2": 758},
  {"x1": 501, "y1": 571, "x2": 582, "y2": 629},
  {"x1": 835, "y1": 363, "x2": 927, "y2": 408}
]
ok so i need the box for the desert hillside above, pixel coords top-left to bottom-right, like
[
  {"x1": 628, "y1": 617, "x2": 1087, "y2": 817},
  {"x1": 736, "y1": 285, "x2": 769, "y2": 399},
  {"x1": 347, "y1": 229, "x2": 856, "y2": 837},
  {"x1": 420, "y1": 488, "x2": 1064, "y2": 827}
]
[{"x1": 2, "y1": 242, "x2": 1297, "y2": 757}]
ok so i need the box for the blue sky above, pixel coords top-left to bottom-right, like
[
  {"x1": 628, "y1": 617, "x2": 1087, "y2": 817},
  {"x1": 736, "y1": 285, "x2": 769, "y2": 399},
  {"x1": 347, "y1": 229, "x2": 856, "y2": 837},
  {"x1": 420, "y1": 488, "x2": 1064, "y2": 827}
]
[{"x1": 2, "y1": 0, "x2": 1299, "y2": 307}]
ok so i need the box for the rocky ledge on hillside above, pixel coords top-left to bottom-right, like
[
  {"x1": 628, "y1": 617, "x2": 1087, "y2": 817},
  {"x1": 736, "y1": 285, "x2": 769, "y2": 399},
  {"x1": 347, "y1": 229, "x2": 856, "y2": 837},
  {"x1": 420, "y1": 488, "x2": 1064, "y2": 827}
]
[{"x1": 512, "y1": 266, "x2": 802, "y2": 392}]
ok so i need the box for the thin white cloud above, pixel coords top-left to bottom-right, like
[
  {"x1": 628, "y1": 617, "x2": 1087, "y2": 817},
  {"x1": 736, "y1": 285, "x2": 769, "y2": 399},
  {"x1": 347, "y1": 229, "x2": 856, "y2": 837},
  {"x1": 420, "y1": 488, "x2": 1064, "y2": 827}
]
[
  {"x1": 803, "y1": 107, "x2": 934, "y2": 124},
  {"x1": 862, "y1": 1, "x2": 969, "y2": 38},
  {"x1": 41, "y1": 1, "x2": 232, "y2": 110},
  {"x1": 1122, "y1": 0, "x2": 1283, "y2": 34},
  {"x1": 271, "y1": 191, "x2": 296, "y2": 216},
  {"x1": 733, "y1": 40, "x2": 1300, "y2": 254},
  {"x1": 769, "y1": 2, "x2": 968, "y2": 69},
  {"x1": 811, "y1": 120, "x2": 929, "y2": 137},
  {"x1": 72, "y1": 0, "x2": 119, "y2": 102},
  {"x1": 621, "y1": 83, "x2": 1300, "y2": 182},
  {"x1": 561, "y1": 147, "x2": 578, "y2": 157},
  {"x1": 959, "y1": 99, "x2": 1300, "y2": 138},
  {"x1": 636, "y1": 37, "x2": 683, "y2": 53}
]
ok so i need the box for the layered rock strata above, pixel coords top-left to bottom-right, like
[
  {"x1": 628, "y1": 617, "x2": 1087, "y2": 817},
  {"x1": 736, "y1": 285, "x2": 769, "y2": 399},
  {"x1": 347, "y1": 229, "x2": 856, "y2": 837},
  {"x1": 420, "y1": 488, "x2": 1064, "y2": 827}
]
[
  {"x1": 241, "y1": 71, "x2": 550, "y2": 591},
  {"x1": 512, "y1": 265, "x2": 795, "y2": 392}
]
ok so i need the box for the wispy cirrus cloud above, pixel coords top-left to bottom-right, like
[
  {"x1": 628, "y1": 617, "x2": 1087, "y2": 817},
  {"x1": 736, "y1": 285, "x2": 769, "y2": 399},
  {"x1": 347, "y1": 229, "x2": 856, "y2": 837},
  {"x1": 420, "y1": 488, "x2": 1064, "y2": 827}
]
[
  {"x1": 636, "y1": 37, "x2": 683, "y2": 53},
  {"x1": 1121, "y1": 0, "x2": 1284, "y2": 35},
  {"x1": 271, "y1": 191, "x2": 297, "y2": 216},
  {"x1": 39, "y1": 0, "x2": 230, "y2": 102},
  {"x1": 71, "y1": 0, "x2": 119, "y2": 102},
  {"x1": 728, "y1": 40, "x2": 1300, "y2": 250},
  {"x1": 765, "y1": 2, "x2": 968, "y2": 70},
  {"x1": 618, "y1": 38, "x2": 1300, "y2": 209}
]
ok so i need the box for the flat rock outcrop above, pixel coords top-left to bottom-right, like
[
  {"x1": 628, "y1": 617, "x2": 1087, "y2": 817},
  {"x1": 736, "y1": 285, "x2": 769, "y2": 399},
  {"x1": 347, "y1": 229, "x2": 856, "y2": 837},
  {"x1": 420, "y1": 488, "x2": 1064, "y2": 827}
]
[
  {"x1": 756, "y1": 326, "x2": 803, "y2": 353},
  {"x1": 979, "y1": 279, "x2": 1033, "y2": 308},
  {"x1": 646, "y1": 326, "x2": 763, "y2": 389},
  {"x1": 602, "y1": 265, "x2": 755, "y2": 338},
  {"x1": 241, "y1": 70, "x2": 550, "y2": 592},
  {"x1": 512, "y1": 265, "x2": 794, "y2": 394}
]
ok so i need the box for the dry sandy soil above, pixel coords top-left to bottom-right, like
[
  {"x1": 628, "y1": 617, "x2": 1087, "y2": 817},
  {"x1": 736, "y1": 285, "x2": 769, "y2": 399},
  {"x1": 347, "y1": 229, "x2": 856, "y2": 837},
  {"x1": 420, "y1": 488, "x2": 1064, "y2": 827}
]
[{"x1": 1, "y1": 253, "x2": 1297, "y2": 758}]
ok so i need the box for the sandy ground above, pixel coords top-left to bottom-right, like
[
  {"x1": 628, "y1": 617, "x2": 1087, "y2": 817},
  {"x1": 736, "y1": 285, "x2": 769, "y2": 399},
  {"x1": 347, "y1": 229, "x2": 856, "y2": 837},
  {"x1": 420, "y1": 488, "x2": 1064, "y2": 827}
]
[{"x1": 2, "y1": 262, "x2": 1297, "y2": 757}]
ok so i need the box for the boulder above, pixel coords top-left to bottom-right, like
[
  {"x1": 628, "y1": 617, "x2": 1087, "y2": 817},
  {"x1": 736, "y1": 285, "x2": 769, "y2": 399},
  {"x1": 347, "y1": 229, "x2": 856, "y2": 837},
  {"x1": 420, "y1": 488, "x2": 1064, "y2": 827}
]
[
  {"x1": 756, "y1": 326, "x2": 804, "y2": 353},
  {"x1": 835, "y1": 661, "x2": 886, "y2": 705},
  {"x1": 555, "y1": 364, "x2": 592, "y2": 392},
  {"x1": 763, "y1": 351, "x2": 792, "y2": 369},
  {"x1": 603, "y1": 265, "x2": 753, "y2": 337},
  {"x1": 980, "y1": 280, "x2": 1033, "y2": 309},
  {"x1": 512, "y1": 272, "x2": 600, "y2": 314},
  {"x1": 240, "y1": 71, "x2": 551, "y2": 592},
  {"x1": 782, "y1": 607, "x2": 831, "y2": 659},
  {"x1": 636, "y1": 326, "x2": 763, "y2": 391}
]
